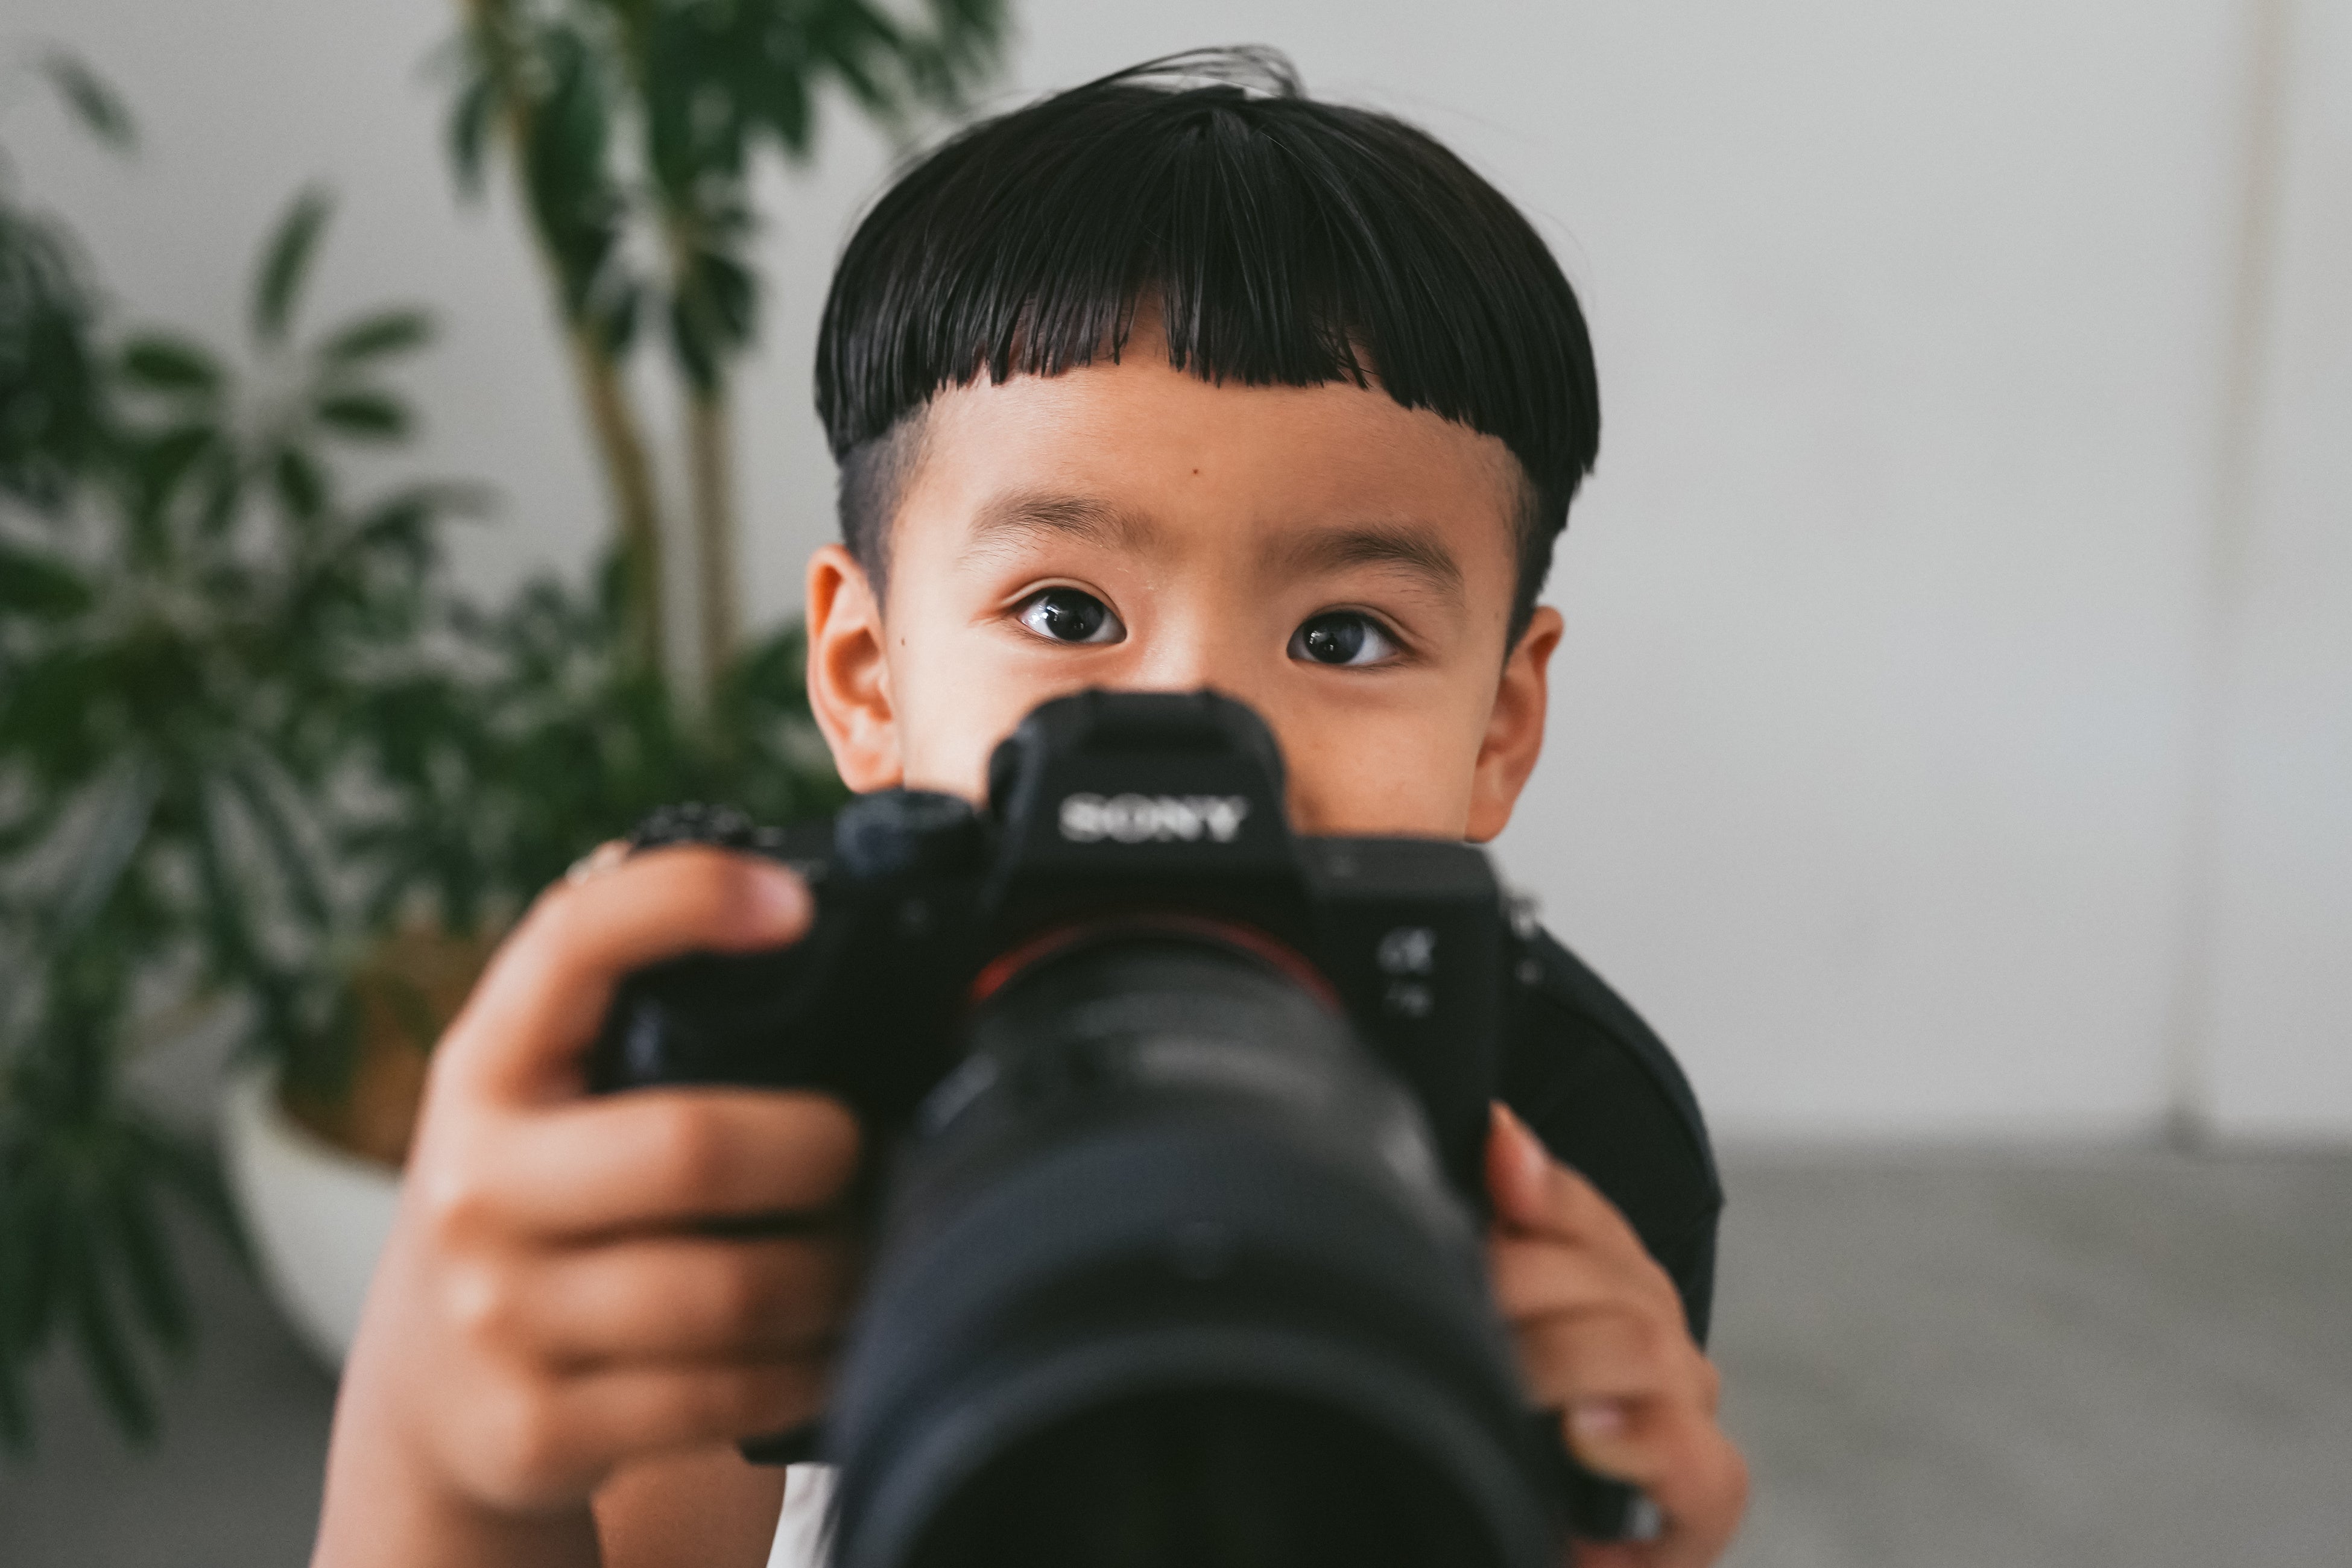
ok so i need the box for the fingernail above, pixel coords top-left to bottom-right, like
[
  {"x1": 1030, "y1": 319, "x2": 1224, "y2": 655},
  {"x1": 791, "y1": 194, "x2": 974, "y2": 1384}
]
[
  {"x1": 746, "y1": 865, "x2": 811, "y2": 931},
  {"x1": 564, "y1": 839, "x2": 630, "y2": 885},
  {"x1": 1569, "y1": 1400, "x2": 1626, "y2": 1440},
  {"x1": 1498, "y1": 1102, "x2": 1547, "y2": 1196}
]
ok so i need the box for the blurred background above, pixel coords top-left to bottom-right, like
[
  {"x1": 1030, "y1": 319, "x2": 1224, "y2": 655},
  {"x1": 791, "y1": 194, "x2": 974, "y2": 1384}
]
[{"x1": 1, "y1": 2, "x2": 2345, "y2": 1566}]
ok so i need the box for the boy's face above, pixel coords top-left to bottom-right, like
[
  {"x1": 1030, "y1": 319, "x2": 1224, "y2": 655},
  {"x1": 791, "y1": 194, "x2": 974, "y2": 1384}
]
[{"x1": 805, "y1": 327, "x2": 1563, "y2": 842}]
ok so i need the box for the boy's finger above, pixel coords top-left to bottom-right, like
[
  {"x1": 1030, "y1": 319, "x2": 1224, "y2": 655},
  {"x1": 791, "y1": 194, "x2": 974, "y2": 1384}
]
[
  {"x1": 430, "y1": 1088, "x2": 862, "y2": 1239},
  {"x1": 1484, "y1": 1103, "x2": 1652, "y2": 1262},
  {"x1": 1562, "y1": 1403, "x2": 1750, "y2": 1568},
  {"x1": 446, "y1": 847, "x2": 812, "y2": 1100},
  {"x1": 469, "y1": 1233, "x2": 855, "y2": 1366},
  {"x1": 1485, "y1": 1234, "x2": 1684, "y2": 1329},
  {"x1": 463, "y1": 1357, "x2": 830, "y2": 1511},
  {"x1": 1514, "y1": 1310, "x2": 1694, "y2": 1406},
  {"x1": 564, "y1": 1356, "x2": 833, "y2": 1464}
]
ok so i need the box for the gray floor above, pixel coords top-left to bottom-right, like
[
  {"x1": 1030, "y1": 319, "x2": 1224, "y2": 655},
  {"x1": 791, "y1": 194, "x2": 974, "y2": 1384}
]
[
  {"x1": 1709, "y1": 1148, "x2": 2352, "y2": 1567},
  {"x1": 2, "y1": 1147, "x2": 2347, "y2": 1567}
]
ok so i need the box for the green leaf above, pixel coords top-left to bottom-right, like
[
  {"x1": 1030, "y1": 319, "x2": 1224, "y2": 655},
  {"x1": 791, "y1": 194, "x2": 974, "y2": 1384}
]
[
  {"x1": 666, "y1": 241, "x2": 758, "y2": 390},
  {"x1": 221, "y1": 762, "x2": 331, "y2": 929},
  {"x1": 0, "y1": 643, "x2": 110, "y2": 777},
  {"x1": 129, "y1": 423, "x2": 221, "y2": 511},
  {"x1": 926, "y1": 0, "x2": 1012, "y2": 81},
  {"x1": 0, "y1": 1175, "x2": 41, "y2": 1453},
  {"x1": 666, "y1": 292, "x2": 718, "y2": 392},
  {"x1": 344, "y1": 492, "x2": 431, "y2": 567},
  {"x1": 253, "y1": 187, "x2": 335, "y2": 344},
  {"x1": 185, "y1": 781, "x2": 261, "y2": 978},
  {"x1": 595, "y1": 281, "x2": 640, "y2": 357},
  {"x1": 35, "y1": 51, "x2": 137, "y2": 153},
  {"x1": 447, "y1": 68, "x2": 497, "y2": 198},
  {"x1": 65, "y1": 1230, "x2": 158, "y2": 1446},
  {"x1": 0, "y1": 203, "x2": 104, "y2": 507},
  {"x1": 193, "y1": 439, "x2": 242, "y2": 537},
  {"x1": 756, "y1": 69, "x2": 815, "y2": 157},
  {"x1": 102, "y1": 1166, "x2": 193, "y2": 1358},
  {"x1": 0, "y1": 791, "x2": 70, "y2": 858},
  {"x1": 0, "y1": 1351, "x2": 28, "y2": 1454},
  {"x1": 271, "y1": 444, "x2": 329, "y2": 521},
  {"x1": 130, "y1": 1122, "x2": 250, "y2": 1271},
  {"x1": 314, "y1": 391, "x2": 410, "y2": 441},
  {"x1": 116, "y1": 335, "x2": 223, "y2": 393},
  {"x1": 0, "y1": 541, "x2": 92, "y2": 617},
  {"x1": 317, "y1": 308, "x2": 432, "y2": 365},
  {"x1": 523, "y1": 26, "x2": 630, "y2": 324},
  {"x1": 2, "y1": 1160, "x2": 68, "y2": 1358},
  {"x1": 55, "y1": 763, "x2": 162, "y2": 939}
]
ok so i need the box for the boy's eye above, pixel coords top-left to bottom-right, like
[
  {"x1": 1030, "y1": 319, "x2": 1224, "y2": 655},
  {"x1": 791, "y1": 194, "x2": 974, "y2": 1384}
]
[
  {"x1": 1016, "y1": 587, "x2": 1124, "y2": 645},
  {"x1": 1289, "y1": 611, "x2": 1399, "y2": 668}
]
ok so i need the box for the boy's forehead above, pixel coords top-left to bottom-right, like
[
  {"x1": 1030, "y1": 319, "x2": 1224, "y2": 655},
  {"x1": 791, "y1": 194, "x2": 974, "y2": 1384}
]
[{"x1": 906, "y1": 349, "x2": 1526, "y2": 574}]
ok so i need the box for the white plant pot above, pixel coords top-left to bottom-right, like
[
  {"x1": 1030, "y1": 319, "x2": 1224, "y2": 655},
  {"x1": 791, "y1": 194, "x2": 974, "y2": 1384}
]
[{"x1": 218, "y1": 1063, "x2": 402, "y2": 1370}]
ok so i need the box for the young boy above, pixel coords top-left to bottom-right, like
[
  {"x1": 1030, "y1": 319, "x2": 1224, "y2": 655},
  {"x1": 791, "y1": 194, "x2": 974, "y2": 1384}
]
[{"x1": 312, "y1": 51, "x2": 1745, "y2": 1568}]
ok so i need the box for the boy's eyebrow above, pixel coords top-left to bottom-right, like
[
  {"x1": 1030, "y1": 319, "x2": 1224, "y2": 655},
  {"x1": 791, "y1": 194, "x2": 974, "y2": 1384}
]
[
  {"x1": 966, "y1": 493, "x2": 1465, "y2": 605},
  {"x1": 1265, "y1": 523, "x2": 1465, "y2": 602},
  {"x1": 967, "y1": 491, "x2": 1163, "y2": 555}
]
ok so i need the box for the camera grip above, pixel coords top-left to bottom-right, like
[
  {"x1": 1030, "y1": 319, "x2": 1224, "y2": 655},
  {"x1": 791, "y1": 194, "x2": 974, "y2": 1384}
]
[{"x1": 589, "y1": 943, "x2": 835, "y2": 1093}]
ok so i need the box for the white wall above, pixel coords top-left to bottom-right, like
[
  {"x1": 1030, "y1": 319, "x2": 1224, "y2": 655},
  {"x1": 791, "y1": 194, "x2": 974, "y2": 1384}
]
[
  {"x1": 2198, "y1": 0, "x2": 2352, "y2": 1139},
  {"x1": 7, "y1": 1, "x2": 2344, "y2": 1141}
]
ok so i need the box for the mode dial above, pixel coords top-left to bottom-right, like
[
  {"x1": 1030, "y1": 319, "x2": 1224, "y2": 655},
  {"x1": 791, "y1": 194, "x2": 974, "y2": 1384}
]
[{"x1": 833, "y1": 789, "x2": 984, "y2": 879}]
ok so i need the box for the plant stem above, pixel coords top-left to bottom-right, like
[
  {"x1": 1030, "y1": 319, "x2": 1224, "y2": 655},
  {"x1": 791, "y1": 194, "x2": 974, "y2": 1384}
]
[
  {"x1": 462, "y1": 0, "x2": 668, "y2": 675},
  {"x1": 612, "y1": 0, "x2": 735, "y2": 700},
  {"x1": 566, "y1": 324, "x2": 666, "y2": 671},
  {"x1": 685, "y1": 383, "x2": 738, "y2": 691}
]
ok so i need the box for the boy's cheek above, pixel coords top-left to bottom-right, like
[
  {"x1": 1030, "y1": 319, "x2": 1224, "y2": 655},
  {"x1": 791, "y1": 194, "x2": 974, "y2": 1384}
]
[
  {"x1": 888, "y1": 657, "x2": 1064, "y2": 803},
  {"x1": 1282, "y1": 751, "x2": 1476, "y2": 838}
]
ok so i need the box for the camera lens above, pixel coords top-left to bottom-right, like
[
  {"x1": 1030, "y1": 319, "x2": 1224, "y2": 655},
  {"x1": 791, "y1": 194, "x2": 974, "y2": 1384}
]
[
  {"x1": 819, "y1": 932, "x2": 1557, "y2": 1568},
  {"x1": 907, "y1": 1386, "x2": 1494, "y2": 1568}
]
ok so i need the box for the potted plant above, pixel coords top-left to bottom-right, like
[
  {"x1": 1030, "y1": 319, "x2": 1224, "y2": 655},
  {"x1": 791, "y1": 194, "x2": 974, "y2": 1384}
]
[
  {"x1": 2, "y1": 0, "x2": 1009, "y2": 1446},
  {"x1": 0, "y1": 168, "x2": 849, "y2": 1408},
  {"x1": 0, "y1": 46, "x2": 492, "y2": 1435},
  {"x1": 0, "y1": 85, "x2": 521, "y2": 1409}
]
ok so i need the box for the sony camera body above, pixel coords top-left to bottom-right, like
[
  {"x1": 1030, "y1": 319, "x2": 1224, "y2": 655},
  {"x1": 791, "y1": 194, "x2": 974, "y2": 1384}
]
[{"x1": 594, "y1": 688, "x2": 1510, "y2": 1201}]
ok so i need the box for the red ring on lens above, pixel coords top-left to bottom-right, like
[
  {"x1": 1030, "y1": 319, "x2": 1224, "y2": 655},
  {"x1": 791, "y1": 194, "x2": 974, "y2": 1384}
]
[{"x1": 967, "y1": 913, "x2": 1340, "y2": 1014}]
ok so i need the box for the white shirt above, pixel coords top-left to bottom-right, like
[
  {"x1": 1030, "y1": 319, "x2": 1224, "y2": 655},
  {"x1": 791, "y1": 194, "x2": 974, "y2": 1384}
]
[{"x1": 764, "y1": 1464, "x2": 837, "y2": 1568}]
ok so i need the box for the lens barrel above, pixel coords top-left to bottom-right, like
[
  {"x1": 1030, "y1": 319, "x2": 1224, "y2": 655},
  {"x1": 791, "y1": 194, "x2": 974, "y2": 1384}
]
[{"x1": 819, "y1": 934, "x2": 1560, "y2": 1568}]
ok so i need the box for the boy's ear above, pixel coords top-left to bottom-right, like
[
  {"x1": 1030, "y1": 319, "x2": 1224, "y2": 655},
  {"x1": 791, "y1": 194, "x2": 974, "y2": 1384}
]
[
  {"x1": 1465, "y1": 606, "x2": 1563, "y2": 844},
  {"x1": 805, "y1": 543, "x2": 903, "y2": 792}
]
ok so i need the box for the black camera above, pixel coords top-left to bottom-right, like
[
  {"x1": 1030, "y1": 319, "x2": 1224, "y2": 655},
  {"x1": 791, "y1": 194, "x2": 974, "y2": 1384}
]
[{"x1": 594, "y1": 689, "x2": 1641, "y2": 1568}]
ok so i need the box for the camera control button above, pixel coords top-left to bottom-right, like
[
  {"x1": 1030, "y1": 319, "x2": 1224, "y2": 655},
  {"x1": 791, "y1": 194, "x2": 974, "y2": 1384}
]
[
  {"x1": 834, "y1": 790, "x2": 983, "y2": 878},
  {"x1": 1376, "y1": 925, "x2": 1438, "y2": 975}
]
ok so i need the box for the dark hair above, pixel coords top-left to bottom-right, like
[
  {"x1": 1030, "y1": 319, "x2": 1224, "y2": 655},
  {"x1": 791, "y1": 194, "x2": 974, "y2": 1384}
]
[{"x1": 815, "y1": 47, "x2": 1600, "y2": 643}]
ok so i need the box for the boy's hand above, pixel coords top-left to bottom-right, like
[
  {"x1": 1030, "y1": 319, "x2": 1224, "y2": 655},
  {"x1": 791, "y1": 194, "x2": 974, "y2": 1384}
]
[
  {"x1": 1485, "y1": 1104, "x2": 1748, "y2": 1568},
  {"x1": 314, "y1": 848, "x2": 860, "y2": 1568}
]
